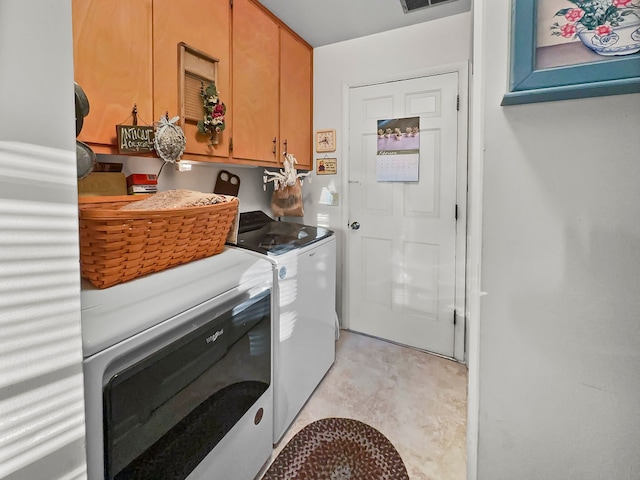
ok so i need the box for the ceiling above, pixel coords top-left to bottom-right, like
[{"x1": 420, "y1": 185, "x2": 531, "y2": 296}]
[{"x1": 256, "y1": 0, "x2": 471, "y2": 48}]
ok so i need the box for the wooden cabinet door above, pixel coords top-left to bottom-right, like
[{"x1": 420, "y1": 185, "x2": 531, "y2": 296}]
[
  {"x1": 153, "y1": 0, "x2": 230, "y2": 159},
  {"x1": 232, "y1": 0, "x2": 279, "y2": 164},
  {"x1": 72, "y1": 0, "x2": 153, "y2": 152},
  {"x1": 279, "y1": 29, "x2": 313, "y2": 170}
]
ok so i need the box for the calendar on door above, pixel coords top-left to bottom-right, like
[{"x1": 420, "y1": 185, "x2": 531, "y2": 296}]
[{"x1": 376, "y1": 117, "x2": 420, "y2": 182}]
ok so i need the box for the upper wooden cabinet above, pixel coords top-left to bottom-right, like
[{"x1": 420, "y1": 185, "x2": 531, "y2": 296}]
[
  {"x1": 279, "y1": 29, "x2": 312, "y2": 170},
  {"x1": 72, "y1": 0, "x2": 312, "y2": 167},
  {"x1": 153, "y1": 0, "x2": 231, "y2": 159},
  {"x1": 72, "y1": 0, "x2": 153, "y2": 152},
  {"x1": 231, "y1": 0, "x2": 280, "y2": 165},
  {"x1": 231, "y1": 0, "x2": 312, "y2": 168}
]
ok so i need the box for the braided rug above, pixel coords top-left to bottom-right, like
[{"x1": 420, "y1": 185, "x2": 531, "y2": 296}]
[{"x1": 262, "y1": 417, "x2": 409, "y2": 480}]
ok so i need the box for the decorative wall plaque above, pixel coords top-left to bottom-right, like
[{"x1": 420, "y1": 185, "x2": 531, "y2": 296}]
[
  {"x1": 116, "y1": 125, "x2": 155, "y2": 154},
  {"x1": 316, "y1": 157, "x2": 337, "y2": 175}
]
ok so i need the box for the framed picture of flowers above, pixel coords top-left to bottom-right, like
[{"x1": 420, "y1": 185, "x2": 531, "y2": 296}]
[{"x1": 502, "y1": 0, "x2": 640, "y2": 105}]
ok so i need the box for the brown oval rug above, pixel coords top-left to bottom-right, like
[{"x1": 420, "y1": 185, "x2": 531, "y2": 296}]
[{"x1": 262, "y1": 418, "x2": 409, "y2": 480}]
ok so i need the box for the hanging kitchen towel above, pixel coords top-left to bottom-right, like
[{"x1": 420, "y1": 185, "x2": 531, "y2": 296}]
[{"x1": 271, "y1": 179, "x2": 304, "y2": 217}]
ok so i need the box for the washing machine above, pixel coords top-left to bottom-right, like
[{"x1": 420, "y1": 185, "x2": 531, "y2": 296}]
[{"x1": 231, "y1": 211, "x2": 337, "y2": 444}]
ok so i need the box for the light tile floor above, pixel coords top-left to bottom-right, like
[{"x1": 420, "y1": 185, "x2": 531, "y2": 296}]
[{"x1": 258, "y1": 330, "x2": 467, "y2": 480}]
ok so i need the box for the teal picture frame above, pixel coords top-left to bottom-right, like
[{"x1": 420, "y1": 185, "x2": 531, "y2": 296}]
[{"x1": 502, "y1": 1, "x2": 640, "y2": 105}]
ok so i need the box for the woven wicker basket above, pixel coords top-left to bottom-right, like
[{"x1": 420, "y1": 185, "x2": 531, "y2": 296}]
[{"x1": 78, "y1": 195, "x2": 238, "y2": 289}]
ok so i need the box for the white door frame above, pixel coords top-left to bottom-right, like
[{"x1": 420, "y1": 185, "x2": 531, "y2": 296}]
[{"x1": 341, "y1": 61, "x2": 470, "y2": 363}]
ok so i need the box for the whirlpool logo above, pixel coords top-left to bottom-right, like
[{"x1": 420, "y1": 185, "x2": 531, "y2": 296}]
[{"x1": 205, "y1": 329, "x2": 224, "y2": 344}]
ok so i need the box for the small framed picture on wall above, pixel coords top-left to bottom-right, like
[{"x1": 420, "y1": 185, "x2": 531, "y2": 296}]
[{"x1": 316, "y1": 157, "x2": 337, "y2": 175}]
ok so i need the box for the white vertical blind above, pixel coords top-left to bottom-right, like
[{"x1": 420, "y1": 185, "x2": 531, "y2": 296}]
[{"x1": 0, "y1": 142, "x2": 86, "y2": 479}]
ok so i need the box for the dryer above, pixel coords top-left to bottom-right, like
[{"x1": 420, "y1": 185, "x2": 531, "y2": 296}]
[{"x1": 81, "y1": 249, "x2": 274, "y2": 480}]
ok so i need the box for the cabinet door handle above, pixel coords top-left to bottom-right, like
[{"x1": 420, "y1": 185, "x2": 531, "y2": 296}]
[
  {"x1": 283, "y1": 139, "x2": 288, "y2": 155},
  {"x1": 272, "y1": 137, "x2": 277, "y2": 156}
]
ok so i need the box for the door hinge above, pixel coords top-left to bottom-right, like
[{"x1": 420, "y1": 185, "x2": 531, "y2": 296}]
[
  {"x1": 455, "y1": 204, "x2": 458, "y2": 220},
  {"x1": 453, "y1": 310, "x2": 457, "y2": 326},
  {"x1": 456, "y1": 95, "x2": 460, "y2": 111}
]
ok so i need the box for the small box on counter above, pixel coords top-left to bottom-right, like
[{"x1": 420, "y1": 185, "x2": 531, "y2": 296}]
[
  {"x1": 126, "y1": 174, "x2": 158, "y2": 187},
  {"x1": 78, "y1": 172, "x2": 127, "y2": 196}
]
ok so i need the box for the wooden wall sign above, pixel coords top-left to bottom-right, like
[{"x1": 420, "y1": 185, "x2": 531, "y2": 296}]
[
  {"x1": 317, "y1": 157, "x2": 337, "y2": 175},
  {"x1": 116, "y1": 125, "x2": 155, "y2": 154}
]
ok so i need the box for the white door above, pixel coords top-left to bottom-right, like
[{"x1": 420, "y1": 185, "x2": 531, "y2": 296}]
[{"x1": 347, "y1": 73, "x2": 461, "y2": 357}]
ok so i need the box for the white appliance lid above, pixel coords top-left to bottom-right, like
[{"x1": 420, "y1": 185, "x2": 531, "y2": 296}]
[
  {"x1": 236, "y1": 211, "x2": 333, "y2": 256},
  {"x1": 80, "y1": 248, "x2": 272, "y2": 358}
]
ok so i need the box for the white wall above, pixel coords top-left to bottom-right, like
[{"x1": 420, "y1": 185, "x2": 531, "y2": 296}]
[
  {"x1": 97, "y1": 155, "x2": 271, "y2": 212},
  {"x1": 0, "y1": 0, "x2": 76, "y2": 151},
  {"x1": 312, "y1": 12, "x2": 472, "y2": 321},
  {"x1": 0, "y1": 1, "x2": 87, "y2": 479},
  {"x1": 476, "y1": 1, "x2": 640, "y2": 479}
]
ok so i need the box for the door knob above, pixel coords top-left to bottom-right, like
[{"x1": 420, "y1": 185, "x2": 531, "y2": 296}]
[{"x1": 349, "y1": 221, "x2": 360, "y2": 230}]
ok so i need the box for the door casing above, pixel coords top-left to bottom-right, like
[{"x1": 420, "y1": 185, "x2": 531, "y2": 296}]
[{"x1": 341, "y1": 61, "x2": 469, "y2": 363}]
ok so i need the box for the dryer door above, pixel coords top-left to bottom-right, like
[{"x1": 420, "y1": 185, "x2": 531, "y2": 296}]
[{"x1": 91, "y1": 288, "x2": 271, "y2": 480}]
